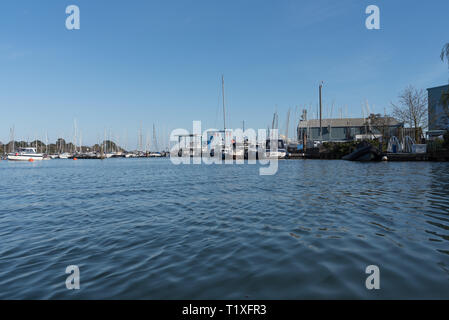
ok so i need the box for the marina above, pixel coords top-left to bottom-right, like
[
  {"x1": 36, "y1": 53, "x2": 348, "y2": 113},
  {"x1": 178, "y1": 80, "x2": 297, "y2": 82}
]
[
  {"x1": 2, "y1": 80, "x2": 448, "y2": 164},
  {"x1": 1, "y1": 0, "x2": 449, "y2": 305}
]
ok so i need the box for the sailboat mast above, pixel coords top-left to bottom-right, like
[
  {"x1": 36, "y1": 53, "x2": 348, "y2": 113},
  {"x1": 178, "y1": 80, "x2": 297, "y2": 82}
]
[
  {"x1": 11, "y1": 126, "x2": 15, "y2": 153},
  {"x1": 319, "y1": 82, "x2": 323, "y2": 141},
  {"x1": 153, "y1": 123, "x2": 158, "y2": 152},
  {"x1": 222, "y1": 75, "x2": 226, "y2": 132},
  {"x1": 73, "y1": 119, "x2": 77, "y2": 153}
]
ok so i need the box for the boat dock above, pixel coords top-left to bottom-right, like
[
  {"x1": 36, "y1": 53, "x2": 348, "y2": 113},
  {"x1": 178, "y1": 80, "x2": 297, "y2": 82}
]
[{"x1": 288, "y1": 152, "x2": 449, "y2": 162}]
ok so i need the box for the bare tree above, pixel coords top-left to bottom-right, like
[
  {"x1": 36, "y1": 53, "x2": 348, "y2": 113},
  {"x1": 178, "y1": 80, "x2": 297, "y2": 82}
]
[
  {"x1": 365, "y1": 113, "x2": 395, "y2": 139},
  {"x1": 442, "y1": 43, "x2": 449, "y2": 68},
  {"x1": 391, "y1": 85, "x2": 428, "y2": 142}
]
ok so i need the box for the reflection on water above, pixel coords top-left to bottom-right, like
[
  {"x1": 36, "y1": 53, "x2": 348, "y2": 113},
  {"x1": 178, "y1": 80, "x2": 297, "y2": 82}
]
[{"x1": 0, "y1": 159, "x2": 449, "y2": 299}]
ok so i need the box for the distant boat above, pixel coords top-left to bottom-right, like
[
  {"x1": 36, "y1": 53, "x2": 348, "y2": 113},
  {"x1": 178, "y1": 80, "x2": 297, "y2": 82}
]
[
  {"x1": 125, "y1": 152, "x2": 138, "y2": 158},
  {"x1": 59, "y1": 153, "x2": 71, "y2": 159},
  {"x1": 8, "y1": 147, "x2": 44, "y2": 161},
  {"x1": 149, "y1": 152, "x2": 162, "y2": 157},
  {"x1": 232, "y1": 141, "x2": 245, "y2": 159},
  {"x1": 247, "y1": 143, "x2": 259, "y2": 160},
  {"x1": 264, "y1": 139, "x2": 287, "y2": 159},
  {"x1": 210, "y1": 75, "x2": 232, "y2": 159}
]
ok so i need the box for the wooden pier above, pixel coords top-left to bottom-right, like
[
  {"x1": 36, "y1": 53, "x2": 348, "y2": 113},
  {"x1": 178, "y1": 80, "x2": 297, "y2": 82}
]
[{"x1": 384, "y1": 153, "x2": 429, "y2": 161}]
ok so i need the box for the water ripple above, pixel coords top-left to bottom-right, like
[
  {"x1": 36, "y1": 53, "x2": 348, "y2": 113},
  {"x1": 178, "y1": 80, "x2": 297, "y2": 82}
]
[{"x1": 0, "y1": 159, "x2": 449, "y2": 299}]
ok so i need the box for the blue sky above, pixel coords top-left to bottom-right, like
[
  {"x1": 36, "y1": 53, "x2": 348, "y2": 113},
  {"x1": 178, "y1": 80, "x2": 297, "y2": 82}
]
[{"x1": 0, "y1": 0, "x2": 448, "y2": 148}]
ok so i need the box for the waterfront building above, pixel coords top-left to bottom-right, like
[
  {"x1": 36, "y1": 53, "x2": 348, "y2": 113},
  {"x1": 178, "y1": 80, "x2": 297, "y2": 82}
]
[
  {"x1": 297, "y1": 117, "x2": 403, "y2": 143},
  {"x1": 427, "y1": 84, "x2": 449, "y2": 137}
]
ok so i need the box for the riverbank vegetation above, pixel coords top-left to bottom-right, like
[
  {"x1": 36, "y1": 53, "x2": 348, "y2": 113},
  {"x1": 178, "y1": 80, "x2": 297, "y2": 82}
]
[
  {"x1": 0, "y1": 139, "x2": 124, "y2": 155},
  {"x1": 391, "y1": 86, "x2": 428, "y2": 142},
  {"x1": 321, "y1": 140, "x2": 384, "y2": 159}
]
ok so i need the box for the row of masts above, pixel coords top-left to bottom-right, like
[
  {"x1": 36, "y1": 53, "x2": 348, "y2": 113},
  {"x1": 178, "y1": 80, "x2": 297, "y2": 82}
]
[
  {"x1": 4, "y1": 122, "x2": 166, "y2": 154},
  {"x1": 138, "y1": 123, "x2": 160, "y2": 153},
  {"x1": 4, "y1": 80, "x2": 381, "y2": 151}
]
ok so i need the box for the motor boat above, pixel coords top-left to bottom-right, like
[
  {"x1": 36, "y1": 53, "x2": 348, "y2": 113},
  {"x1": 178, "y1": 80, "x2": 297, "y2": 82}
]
[
  {"x1": 8, "y1": 148, "x2": 44, "y2": 161},
  {"x1": 264, "y1": 139, "x2": 287, "y2": 159},
  {"x1": 59, "y1": 153, "x2": 71, "y2": 159},
  {"x1": 149, "y1": 152, "x2": 162, "y2": 157}
]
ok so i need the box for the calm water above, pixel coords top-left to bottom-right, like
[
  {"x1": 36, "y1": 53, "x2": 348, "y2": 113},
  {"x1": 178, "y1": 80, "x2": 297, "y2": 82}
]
[{"x1": 1, "y1": 158, "x2": 449, "y2": 299}]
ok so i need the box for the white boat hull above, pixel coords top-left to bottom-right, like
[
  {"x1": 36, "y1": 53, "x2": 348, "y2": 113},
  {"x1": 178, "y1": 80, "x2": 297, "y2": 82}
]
[
  {"x1": 8, "y1": 155, "x2": 44, "y2": 161},
  {"x1": 265, "y1": 151, "x2": 287, "y2": 159}
]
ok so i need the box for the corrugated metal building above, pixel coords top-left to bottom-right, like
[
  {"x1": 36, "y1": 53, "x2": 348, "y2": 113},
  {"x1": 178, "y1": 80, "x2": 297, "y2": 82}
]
[
  {"x1": 297, "y1": 117, "x2": 403, "y2": 142},
  {"x1": 427, "y1": 84, "x2": 449, "y2": 133}
]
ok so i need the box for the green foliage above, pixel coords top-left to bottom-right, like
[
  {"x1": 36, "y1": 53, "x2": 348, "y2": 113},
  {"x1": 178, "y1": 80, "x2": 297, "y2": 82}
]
[
  {"x1": 322, "y1": 140, "x2": 384, "y2": 158},
  {"x1": 444, "y1": 130, "x2": 449, "y2": 148},
  {"x1": 428, "y1": 139, "x2": 445, "y2": 153},
  {"x1": 0, "y1": 139, "x2": 126, "y2": 155},
  {"x1": 427, "y1": 131, "x2": 449, "y2": 153}
]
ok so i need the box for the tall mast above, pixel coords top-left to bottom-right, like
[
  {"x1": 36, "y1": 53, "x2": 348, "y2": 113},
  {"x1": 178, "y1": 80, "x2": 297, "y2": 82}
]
[
  {"x1": 319, "y1": 82, "x2": 323, "y2": 141},
  {"x1": 285, "y1": 108, "x2": 291, "y2": 143},
  {"x1": 125, "y1": 129, "x2": 128, "y2": 152},
  {"x1": 73, "y1": 119, "x2": 77, "y2": 153},
  {"x1": 153, "y1": 123, "x2": 158, "y2": 152},
  {"x1": 222, "y1": 75, "x2": 226, "y2": 132},
  {"x1": 139, "y1": 122, "x2": 143, "y2": 152},
  {"x1": 104, "y1": 128, "x2": 107, "y2": 153},
  {"x1": 145, "y1": 130, "x2": 149, "y2": 153},
  {"x1": 10, "y1": 126, "x2": 15, "y2": 153}
]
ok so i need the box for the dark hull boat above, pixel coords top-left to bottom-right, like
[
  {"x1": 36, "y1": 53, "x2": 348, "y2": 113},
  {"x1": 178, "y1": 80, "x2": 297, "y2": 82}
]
[{"x1": 342, "y1": 142, "x2": 382, "y2": 162}]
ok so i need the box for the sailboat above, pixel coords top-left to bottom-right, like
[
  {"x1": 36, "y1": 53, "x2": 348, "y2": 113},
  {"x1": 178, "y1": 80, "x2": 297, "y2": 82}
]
[
  {"x1": 42, "y1": 132, "x2": 51, "y2": 160},
  {"x1": 59, "y1": 153, "x2": 71, "y2": 159},
  {"x1": 149, "y1": 124, "x2": 162, "y2": 157},
  {"x1": 208, "y1": 75, "x2": 237, "y2": 160},
  {"x1": 263, "y1": 111, "x2": 287, "y2": 159}
]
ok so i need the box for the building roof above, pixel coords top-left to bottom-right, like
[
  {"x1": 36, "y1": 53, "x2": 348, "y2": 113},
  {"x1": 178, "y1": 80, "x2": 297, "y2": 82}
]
[
  {"x1": 298, "y1": 117, "x2": 401, "y2": 128},
  {"x1": 427, "y1": 84, "x2": 449, "y2": 91}
]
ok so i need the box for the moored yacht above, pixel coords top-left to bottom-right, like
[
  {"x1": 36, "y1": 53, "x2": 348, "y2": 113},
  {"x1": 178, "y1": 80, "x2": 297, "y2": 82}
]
[
  {"x1": 264, "y1": 139, "x2": 287, "y2": 159},
  {"x1": 58, "y1": 153, "x2": 71, "y2": 159},
  {"x1": 8, "y1": 147, "x2": 44, "y2": 161},
  {"x1": 149, "y1": 152, "x2": 162, "y2": 157}
]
